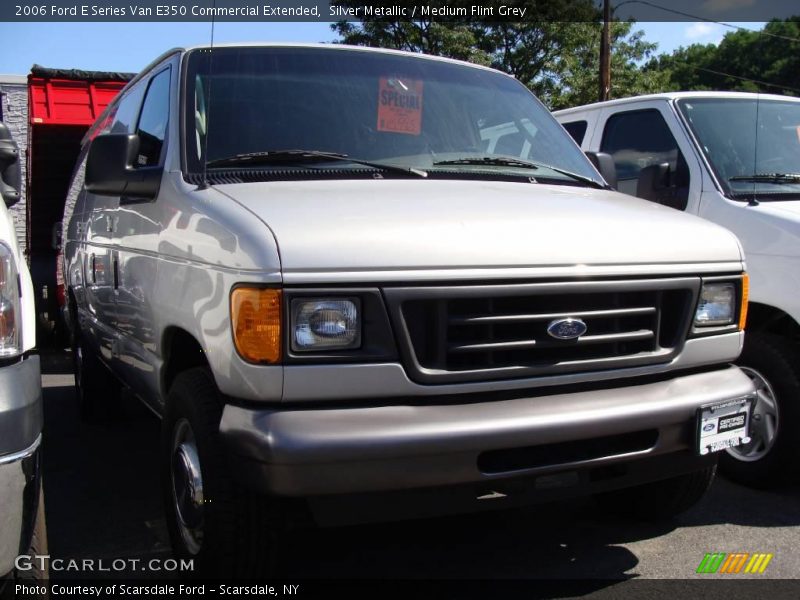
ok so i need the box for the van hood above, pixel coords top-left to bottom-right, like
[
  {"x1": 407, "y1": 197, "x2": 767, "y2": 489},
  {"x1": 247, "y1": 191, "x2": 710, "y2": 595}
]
[
  {"x1": 751, "y1": 199, "x2": 800, "y2": 221},
  {"x1": 215, "y1": 179, "x2": 743, "y2": 282},
  {"x1": 735, "y1": 199, "x2": 800, "y2": 259}
]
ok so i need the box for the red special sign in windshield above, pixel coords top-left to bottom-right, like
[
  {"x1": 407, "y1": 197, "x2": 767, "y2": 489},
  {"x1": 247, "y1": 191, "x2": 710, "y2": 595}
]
[{"x1": 377, "y1": 77, "x2": 424, "y2": 136}]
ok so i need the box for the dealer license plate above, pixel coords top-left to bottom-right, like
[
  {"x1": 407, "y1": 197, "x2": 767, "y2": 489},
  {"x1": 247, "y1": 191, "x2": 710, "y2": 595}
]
[{"x1": 696, "y1": 397, "x2": 753, "y2": 456}]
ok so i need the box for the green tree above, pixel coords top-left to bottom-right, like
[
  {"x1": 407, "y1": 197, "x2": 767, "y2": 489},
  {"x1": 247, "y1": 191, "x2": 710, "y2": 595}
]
[
  {"x1": 647, "y1": 18, "x2": 800, "y2": 96},
  {"x1": 546, "y1": 21, "x2": 669, "y2": 109},
  {"x1": 645, "y1": 43, "x2": 719, "y2": 91},
  {"x1": 331, "y1": 3, "x2": 670, "y2": 108}
]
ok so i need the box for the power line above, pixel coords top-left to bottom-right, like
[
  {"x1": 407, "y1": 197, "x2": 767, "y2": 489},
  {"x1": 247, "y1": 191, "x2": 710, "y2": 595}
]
[
  {"x1": 613, "y1": 0, "x2": 800, "y2": 44},
  {"x1": 686, "y1": 66, "x2": 800, "y2": 95},
  {"x1": 610, "y1": 0, "x2": 799, "y2": 94}
]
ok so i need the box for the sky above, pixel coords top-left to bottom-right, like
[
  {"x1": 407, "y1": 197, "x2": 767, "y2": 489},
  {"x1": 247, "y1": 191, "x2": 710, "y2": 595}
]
[{"x1": 0, "y1": 21, "x2": 766, "y2": 76}]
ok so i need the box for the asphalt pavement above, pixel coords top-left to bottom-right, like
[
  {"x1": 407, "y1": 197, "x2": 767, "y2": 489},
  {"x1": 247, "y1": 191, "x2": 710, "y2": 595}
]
[{"x1": 38, "y1": 350, "x2": 800, "y2": 591}]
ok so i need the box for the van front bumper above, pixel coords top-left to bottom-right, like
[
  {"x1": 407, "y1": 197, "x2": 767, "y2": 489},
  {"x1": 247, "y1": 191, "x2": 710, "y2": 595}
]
[
  {"x1": 0, "y1": 438, "x2": 41, "y2": 577},
  {"x1": 0, "y1": 355, "x2": 43, "y2": 577},
  {"x1": 220, "y1": 365, "x2": 754, "y2": 498}
]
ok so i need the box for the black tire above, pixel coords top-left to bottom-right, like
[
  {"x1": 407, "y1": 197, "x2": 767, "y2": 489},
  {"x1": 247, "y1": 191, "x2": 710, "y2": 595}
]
[
  {"x1": 71, "y1": 321, "x2": 120, "y2": 419},
  {"x1": 720, "y1": 332, "x2": 800, "y2": 488},
  {"x1": 594, "y1": 465, "x2": 716, "y2": 520},
  {"x1": 162, "y1": 367, "x2": 281, "y2": 577}
]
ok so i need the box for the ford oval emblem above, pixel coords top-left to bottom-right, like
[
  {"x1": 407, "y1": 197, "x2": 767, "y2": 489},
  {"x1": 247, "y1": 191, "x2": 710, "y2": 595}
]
[
  {"x1": 546, "y1": 318, "x2": 588, "y2": 340},
  {"x1": 703, "y1": 423, "x2": 716, "y2": 432}
]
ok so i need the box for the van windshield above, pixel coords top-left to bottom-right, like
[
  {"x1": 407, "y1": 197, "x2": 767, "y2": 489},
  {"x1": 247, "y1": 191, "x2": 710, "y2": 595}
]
[
  {"x1": 184, "y1": 46, "x2": 602, "y2": 186},
  {"x1": 677, "y1": 97, "x2": 800, "y2": 199}
]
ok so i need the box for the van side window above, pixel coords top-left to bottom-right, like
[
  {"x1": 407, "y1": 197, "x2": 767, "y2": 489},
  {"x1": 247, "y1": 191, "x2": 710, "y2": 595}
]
[
  {"x1": 601, "y1": 109, "x2": 689, "y2": 210},
  {"x1": 562, "y1": 120, "x2": 588, "y2": 145},
  {"x1": 135, "y1": 68, "x2": 171, "y2": 168},
  {"x1": 109, "y1": 84, "x2": 145, "y2": 135}
]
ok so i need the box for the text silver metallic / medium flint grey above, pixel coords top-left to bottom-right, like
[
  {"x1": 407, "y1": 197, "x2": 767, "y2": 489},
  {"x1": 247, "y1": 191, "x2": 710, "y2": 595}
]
[{"x1": 62, "y1": 43, "x2": 754, "y2": 571}]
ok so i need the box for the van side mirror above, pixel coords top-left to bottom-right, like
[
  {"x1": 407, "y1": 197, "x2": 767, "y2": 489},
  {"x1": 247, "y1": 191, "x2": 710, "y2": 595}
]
[
  {"x1": 85, "y1": 133, "x2": 161, "y2": 200},
  {"x1": 584, "y1": 151, "x2": 617, "y2": 189},
  {"x1": 0, "y1": 123, "x2": 22, "y2": 208},
  {"x1": 636, "y1": 163, "x2": 670, "y2": 202}
]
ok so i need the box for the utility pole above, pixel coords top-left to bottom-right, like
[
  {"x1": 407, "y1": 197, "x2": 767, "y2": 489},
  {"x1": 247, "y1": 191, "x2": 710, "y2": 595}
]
[{"x1": 599, "y1": 0, "x2": 611, "y2": 101}]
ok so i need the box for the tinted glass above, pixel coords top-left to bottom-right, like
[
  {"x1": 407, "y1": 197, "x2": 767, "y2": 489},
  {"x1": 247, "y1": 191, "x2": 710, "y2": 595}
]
[
  {"x1": 109, "y1": 83, "x2": 145, "y2": 135},
  {"x1": 136, "y1": 68, "x2": 170, "y2": 167},
  {"x1": 186, "y1": 47, "x2": 602, "y2": 186},
  {"x1": 562, "y1": 120, "x2": 588, "y2": 144},
  {"x1": 601, "y1": 109, "x2": 689, "y2": 208},
  {"x1": 601, "y1": 110, "x2": 681, "y2": 180},
  {"x1": 678, "y1": 98, "x2": 800, "y2": 197}
]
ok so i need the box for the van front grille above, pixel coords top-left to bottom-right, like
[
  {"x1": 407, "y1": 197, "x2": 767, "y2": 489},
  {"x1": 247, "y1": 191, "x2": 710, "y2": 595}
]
[{"x1": 383, "y1": 278, "x2": 699, "y2": 384}]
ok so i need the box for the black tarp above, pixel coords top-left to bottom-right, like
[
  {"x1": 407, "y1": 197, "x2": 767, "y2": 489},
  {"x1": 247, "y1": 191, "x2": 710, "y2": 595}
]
[{"x1": 30, "y1": 64, "x2": 135, "y2": 83}]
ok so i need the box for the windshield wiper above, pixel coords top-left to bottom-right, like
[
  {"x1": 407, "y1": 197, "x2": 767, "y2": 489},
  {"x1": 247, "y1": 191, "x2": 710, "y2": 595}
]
[
  {"x1": 206, "y1": 149, "x2": 427, "y2": 178},
  {"x1": 432, "y1": 156, "x2": 606, "y2": 189},
  {"x1": 729, "y1": 173, "x2": 800, "y2": 183}
]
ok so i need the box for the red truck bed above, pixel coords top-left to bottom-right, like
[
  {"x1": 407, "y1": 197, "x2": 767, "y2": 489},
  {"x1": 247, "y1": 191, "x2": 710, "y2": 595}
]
[{"x1": 25, "y1": 65, "x2": 133, "y2": 344}]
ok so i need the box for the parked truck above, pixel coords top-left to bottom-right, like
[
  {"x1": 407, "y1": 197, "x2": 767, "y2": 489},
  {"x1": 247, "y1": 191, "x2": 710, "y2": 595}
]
[
  {"x1": 0, "y1": 66, "x2": 131, "y2": 347},
  {"x1": 555, "y1": 92, "x2": 800, "y2": 488},
  {"x1": 63, "y1": 45, "x2": 754, "y2": 576}
]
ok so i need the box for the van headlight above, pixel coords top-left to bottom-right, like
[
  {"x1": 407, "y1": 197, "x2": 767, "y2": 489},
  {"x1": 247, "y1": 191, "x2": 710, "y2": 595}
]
[
  {"x1": 694, "y1": 282, "x2": 736, "y2": 327},
  {"x1": 291, "y1": 298, "x2": 360, "y2": 351},
  {"x1": 0, "y1": 242, "x2": 21, "y2": 357}
]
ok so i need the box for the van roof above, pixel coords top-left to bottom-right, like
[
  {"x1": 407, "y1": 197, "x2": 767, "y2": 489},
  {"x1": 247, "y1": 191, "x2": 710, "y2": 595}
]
[
  {"x1": 160, "y1": 42, "x2": 508, "y2": 77},
  {"x1": 554, "y1": 91, "x2": 800, "y2": 116}
]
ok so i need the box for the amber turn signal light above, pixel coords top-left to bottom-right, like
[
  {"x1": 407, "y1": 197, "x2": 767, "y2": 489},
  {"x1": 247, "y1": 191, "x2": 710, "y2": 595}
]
[
  {"x1": 231, "y1": 287, "x2": 282, "y2": 363},
  {"x1": 739, "y1": 273, "x2": 749, "y2": 331}
]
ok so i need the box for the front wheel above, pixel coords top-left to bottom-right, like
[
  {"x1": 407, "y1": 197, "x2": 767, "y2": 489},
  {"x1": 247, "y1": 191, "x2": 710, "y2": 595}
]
[
  {"x1": 720, "y1": 332, "x2": 800, "y2": 488},
  {"x1": 594, "y1": 466, "x2": 716, "y2": 520},
  {"x1": 162, "y1": 368, "x2": 281, "y2": 577}
]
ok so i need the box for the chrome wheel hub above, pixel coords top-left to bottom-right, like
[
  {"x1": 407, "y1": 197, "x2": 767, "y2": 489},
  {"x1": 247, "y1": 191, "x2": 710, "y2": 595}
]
[
  {"x1": 171, "y1": 419, "x2": 204, "y2": 555},
  {"x1": 727, "y1": 366, "x2": 780, "y2": 462}
]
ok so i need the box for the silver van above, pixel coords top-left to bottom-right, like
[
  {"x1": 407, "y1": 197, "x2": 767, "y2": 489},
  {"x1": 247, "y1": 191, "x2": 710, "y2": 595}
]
[{"x1": 63, "y1": 44, "x2": 754, "y2": 575}]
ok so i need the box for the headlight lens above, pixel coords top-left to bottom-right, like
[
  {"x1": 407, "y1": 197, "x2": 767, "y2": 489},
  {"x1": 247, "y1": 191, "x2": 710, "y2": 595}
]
[
  {"x1": 291, "y1": 299, "x2": 360, "y2": 351},
  {"x1": 0, "y1": 243, "x2": 20, "y2": 357},
  {"x1": 694, "y1": 283, "x2": 736, "y2": 327}
]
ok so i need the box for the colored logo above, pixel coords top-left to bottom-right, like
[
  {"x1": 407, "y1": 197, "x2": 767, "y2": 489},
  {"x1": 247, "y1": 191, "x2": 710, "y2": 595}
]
[
  {"x1": 546, "y1": 318, "x2": 587, "y2": 340},
  {"x1": 703, "y1": 423, "x2": 716, "y2": 432},
  {"x1": 696, "y1": 552, "x2": 773, "y2": 574}
]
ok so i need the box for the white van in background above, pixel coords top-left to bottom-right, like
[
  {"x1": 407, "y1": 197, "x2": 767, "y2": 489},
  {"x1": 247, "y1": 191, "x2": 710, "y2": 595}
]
[{"x1": 556, "y1": 92, "x2": 800, "y2": 487}]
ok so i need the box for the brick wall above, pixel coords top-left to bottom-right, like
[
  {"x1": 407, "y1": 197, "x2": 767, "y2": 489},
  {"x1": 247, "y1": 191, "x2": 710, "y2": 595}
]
[{"x1": 0, "y1": 81, "x2": 28, "y2": 255}]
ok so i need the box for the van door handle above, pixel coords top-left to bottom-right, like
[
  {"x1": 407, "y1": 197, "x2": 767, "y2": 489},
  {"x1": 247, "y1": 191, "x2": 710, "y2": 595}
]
[{"x1": 90, "y1": 254, "x2": 98, "y2": 284}]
